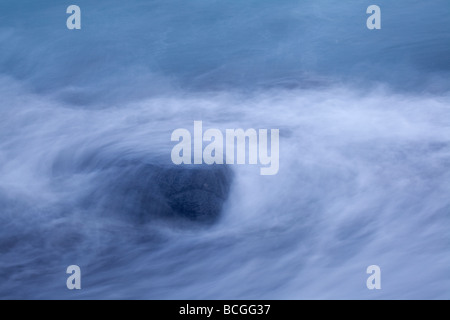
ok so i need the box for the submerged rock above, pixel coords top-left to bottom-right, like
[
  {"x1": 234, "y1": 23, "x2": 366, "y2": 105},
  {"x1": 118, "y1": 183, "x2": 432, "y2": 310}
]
[
  {"x1": 82, "y1": 161, "x2": 233, "y2": 225},
  {"x1": 114, "y1": 163, "x2": 233, "y2": 224},
  {"x1": 52, "y1": 148, "x2": 233, "y2": 225},
  {"x1": 153, "y1": 165, "x2": 232, "y2": 222}
]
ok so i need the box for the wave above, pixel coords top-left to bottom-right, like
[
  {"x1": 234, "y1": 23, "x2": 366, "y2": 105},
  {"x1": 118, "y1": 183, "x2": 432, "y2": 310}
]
[{"x1": 0, "y1": 78, "x2": 449, "y2": 298}]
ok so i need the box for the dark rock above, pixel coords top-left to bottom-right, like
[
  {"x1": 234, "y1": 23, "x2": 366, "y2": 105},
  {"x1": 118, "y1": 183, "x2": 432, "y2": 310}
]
[
  {"x1": 52, "y1": 148, "x2": 233, "y2": 225},
  {"x1": 88, "y1": 161, "x2": 233, "y2": 225},
  {"x1": 152, "y1": 165, "x2": 232, "y2": 222}
]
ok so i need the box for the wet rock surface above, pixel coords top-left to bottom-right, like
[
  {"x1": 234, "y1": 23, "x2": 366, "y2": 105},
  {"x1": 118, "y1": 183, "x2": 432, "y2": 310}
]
[{"x1": 83, "y1": 161, "x2": 233, "y2": 225}]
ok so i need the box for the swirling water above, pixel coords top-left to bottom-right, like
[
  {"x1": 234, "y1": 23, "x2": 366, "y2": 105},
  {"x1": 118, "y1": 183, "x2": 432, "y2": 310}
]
[{"x1": 0, "y1": 0, "x2": 449, "y2": 299}]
